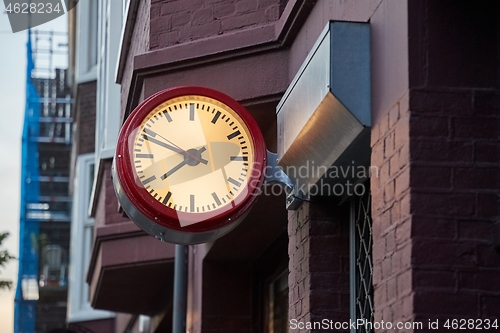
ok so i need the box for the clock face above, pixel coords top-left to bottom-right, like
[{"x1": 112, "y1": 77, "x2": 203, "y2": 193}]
[
  {"x1": 114, "y1": 86, "x2": 267, "y2": 243},
  {"x1": 132, "y1": 95, "x2": 254, "y2": 226}
]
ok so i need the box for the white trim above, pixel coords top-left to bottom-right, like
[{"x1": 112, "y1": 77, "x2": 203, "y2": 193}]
[
  {"x1": 95, "y1": 0, "x2": 123, "y2": 162},
  {"x1": 68, "y1": 311, "x2": 115, "y2": 324},
  {"x1": 68, "y1": 154, "x2": 114, "y2": 322},
  {"x1": 76, "y1": 68, "x2": 97, "y2": 84},
  {"x1": 75, "y1": 0, "x2": 99, "y2": 84},
  {"x1": 99, "y1": 147, "x2": 116, "y2": 160}
]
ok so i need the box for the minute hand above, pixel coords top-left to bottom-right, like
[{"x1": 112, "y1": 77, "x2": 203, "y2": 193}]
[
  {"x1": 142, "y1": 134, "x2": 184, "y2": 154},
  {"x1": 161, "y1": 160, "x2": 187, "y2": 180}
]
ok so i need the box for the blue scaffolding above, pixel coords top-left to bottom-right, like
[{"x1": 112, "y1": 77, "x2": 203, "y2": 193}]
[
  {"x1": 14, "y1": 31, "x2": 40, "y2": 333},
  {"x1": 14, "y1": 30, "x2": 72, "y2": 333}
]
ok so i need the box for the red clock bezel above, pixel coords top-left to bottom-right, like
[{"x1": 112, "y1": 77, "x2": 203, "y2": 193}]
[{"x1": 114, "y1": 86, "x2": 267, "y2": 236}]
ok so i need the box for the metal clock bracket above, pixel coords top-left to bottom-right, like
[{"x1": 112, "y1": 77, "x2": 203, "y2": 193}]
[{"x1": 264, "y1": 150, "x2": 304, "y2": 210}]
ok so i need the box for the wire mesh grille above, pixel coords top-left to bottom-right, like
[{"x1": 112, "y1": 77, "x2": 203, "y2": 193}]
[{"x1": 353, "y1": 191, "x2": 374, "y2": 333}]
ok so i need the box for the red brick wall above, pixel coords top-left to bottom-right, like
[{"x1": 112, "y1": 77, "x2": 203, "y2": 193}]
[
  {"x1": 74, "y1": 80, "x2": 97, "y2": 155},
  {"x1": 408, "y1": 88, "x2": 500, "y2": 322},
  {"x1": 369, "y1": 1, "x2": 500, "y2": 330},
  {"x1": 405, "y1": 0, "x2": 500, "y2": 325},
  {"x1": 371, "y1": 92, "x2": 413, "y2": 328},
  {"x1": 94, "y1": 159, "x2": 129, "y2": 228},
  {"x1": 150, "y1": 0, "x2": 285, "y2": 50},
  {"x1": 288, "y1": 201, "x2": 350, "y2": 331},
  {"x1": 120, "y1": 0, "x2": 150, "y2": 121}
]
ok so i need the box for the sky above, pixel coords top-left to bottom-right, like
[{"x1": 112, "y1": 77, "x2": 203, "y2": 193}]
[{"x1": 0, "y1": 11, "x2": 67, "y2": 332}]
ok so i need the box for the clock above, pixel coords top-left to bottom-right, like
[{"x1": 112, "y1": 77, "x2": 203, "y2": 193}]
[{"x1": 112, "y1": 86, "x2": 267, "y2": 244}]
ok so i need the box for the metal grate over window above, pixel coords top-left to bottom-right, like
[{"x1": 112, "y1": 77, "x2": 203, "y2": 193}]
[{"x1": 350, "y1": 189, "x2": 374, "y2": 333}]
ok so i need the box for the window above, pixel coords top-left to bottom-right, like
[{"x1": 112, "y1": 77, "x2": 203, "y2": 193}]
[
  {"x1": 94, "y1": 0, "x2": 124, "y2": 161},
  {"x1": 350, "y1": 189, "x2": 374, "y2": 333},
  {"x1": 267, "y1": 270, "x2": 289, "y2": 333},
  {"x1": 67, "y1": 153, "x2": 113, "y2": 322},
  {"x1": 75, "y1": 0, "x2": 98, "y2": 83}
]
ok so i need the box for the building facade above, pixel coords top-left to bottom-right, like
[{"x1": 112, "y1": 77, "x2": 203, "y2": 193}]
[
  {"x1": 70, "y1": 0, "x2": 500, "y2": 332},
  {"x1": 15, "y1": 30, "x2": 73, "y2": 333}
]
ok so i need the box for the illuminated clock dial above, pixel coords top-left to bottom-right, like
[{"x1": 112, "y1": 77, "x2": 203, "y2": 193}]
[
  {"x1": 113, "y1": 87, "x2": 267, "y2": 244},
  {"x1": 132, "y1": 95, "x2": 254, "y2": 222}
]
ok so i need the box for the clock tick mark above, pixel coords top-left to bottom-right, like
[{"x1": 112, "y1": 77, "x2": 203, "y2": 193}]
[
  {"x1": 227, "y1": 130, "x2": 241, "y2": 140},
  {"x1": 189, "y1": 103, "x2": 195, "y2": 121},
  {"x1": 211, "y1": 192, "x2": 222, "y2": 206},
  {"x1": 162, "y1": 191, "x2": 172, "y2": 205},
  {"x1": 163, "y1": 110, "x2": 173, "y2": 122},
  {"x1": 211, "y1": 111, "x2": 221, "y2": 124},
  {"x1": 228, "y1": 177, "x2": 241, "y2": 187},
  {"x1": 143, "y1": 128, "x2": 156, "y2": 137},
  {"x1": 136, "y1": 153, "x2": 154, "y2": 159},
  {"x1": 143, "y1": 175, "x2": 157, "y2": 185},
  {"x1": 190, "y1": 194, "x2": 195, "y2": 212}
]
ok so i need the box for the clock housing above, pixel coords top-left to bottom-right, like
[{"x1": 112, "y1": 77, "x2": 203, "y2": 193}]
[{"x1": 113, "y1": 86, "x2": 267, "y2": 244}]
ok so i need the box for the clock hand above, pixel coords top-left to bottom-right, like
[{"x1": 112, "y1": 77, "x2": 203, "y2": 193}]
[
  {"x1": 143, "y1": 128, "x2": 206, "y2": 164},
  {"x1": 161, "y1": 160, "x2": 188, "y2": 180},
  {"x1": 142, "y1": 133, "x2": 184, "y2": 154},
  {"x1": 159, "y1": 147, "x2": 209, "y2": 181}
]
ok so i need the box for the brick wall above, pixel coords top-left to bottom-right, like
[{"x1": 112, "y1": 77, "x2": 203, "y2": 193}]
[
  {"x1": 405, "y1": 0, "x2": 500, "y2": 326},
  {"x1": 288, "y1": 201, "x2": 350, "y2": 332},
  {"x1": 369, "y1": 1, "x2": 500, "y2": 331},
  {"x1": 120, "y1": 0, "x2": 150, "y2": 121},
  {"x1": 74, "y1": 80, "x2": 97, "y2": 155},
  {"x1": 370, "y1": 92, "x2": 413, "y2": 330},
  {"x1": 409, "y1": 88, "x2": 500, "y2": 322},
  {"x1": 150, "y1": 0, "x2": 285, "y2": 50},
  {"x1": 94, "y1": 159, "x2": 129, "y2": 228}
]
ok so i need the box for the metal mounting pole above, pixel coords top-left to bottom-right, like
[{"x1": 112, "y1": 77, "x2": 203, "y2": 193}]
[{"x1": 172, "y1": 244, "x2": 188, "y2": 333}]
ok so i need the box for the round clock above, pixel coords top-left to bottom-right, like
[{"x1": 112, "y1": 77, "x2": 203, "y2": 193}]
[{"x1": 112, "y1": 86, "x2": 267, "y2": 244}]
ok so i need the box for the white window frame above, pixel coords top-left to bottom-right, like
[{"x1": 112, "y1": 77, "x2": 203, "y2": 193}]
[
  {"x1": 68, "y1": 153, "x2": 114, "y2": 323},
  {"x1": 75, "y1": 0, "x2": 98, "y2": 83},
  {"x1": 95, "y1": 0, "x2": 124, "y2": 161}
]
